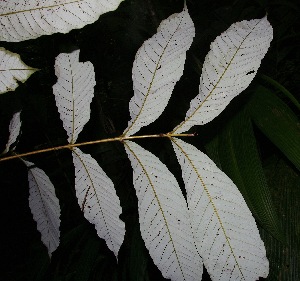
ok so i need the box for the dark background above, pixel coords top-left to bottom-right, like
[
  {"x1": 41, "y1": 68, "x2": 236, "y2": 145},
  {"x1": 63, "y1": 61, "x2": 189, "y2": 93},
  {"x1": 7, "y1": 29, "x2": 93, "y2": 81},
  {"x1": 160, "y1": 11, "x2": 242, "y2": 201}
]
[{"x1": 0, "y1": 0, "x2": 299, "y2": 280}]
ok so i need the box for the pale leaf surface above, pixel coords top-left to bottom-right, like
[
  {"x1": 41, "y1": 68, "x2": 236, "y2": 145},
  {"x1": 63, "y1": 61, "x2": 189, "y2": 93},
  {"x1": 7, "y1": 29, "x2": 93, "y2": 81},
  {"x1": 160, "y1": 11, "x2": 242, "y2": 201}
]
[
  {"x1": 173, "y1": 17, "x2": 273, "y2": 133},
  {"x1": 72, "y1": 147, "x2": 125, "y2": 258},
  {"x1": 124, "y1": 140, "x2": 202, "y2": 281},
  {"x1": 53, "y1": 50, "x2": 95, "y2": 143},
  {"x1": 123, "y1": 6, "x2": 195, "y2": 136},
  {"x1": 171, "y1": 138, "x2": 269, "y2": 281},
  {"x1": 23, "y1": 160, "x2": 61, "y2": 257},
  {"x1": 0, "y1": 0, "x2": 124, "y2": 42},
  {"x1": 0, "y1": 48, "x2": 37, "y2": 94},
  {"x1": 3, "y1": 111, "x2": 21, "y2": 154}
]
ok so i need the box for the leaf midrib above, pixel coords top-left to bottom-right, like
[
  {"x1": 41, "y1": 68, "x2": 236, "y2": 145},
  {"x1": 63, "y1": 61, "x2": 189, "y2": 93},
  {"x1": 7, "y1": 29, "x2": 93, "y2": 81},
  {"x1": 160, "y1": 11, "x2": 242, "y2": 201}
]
[
  {"x1": 173, "y1": 18, "x2": 263, "y2": 133},
  {"x1": 72, "y1": 148, "x2": 116, "y2": 254},
  {"x1": 123, "y1": 12, "x2": 185, "y2": 136},
  {"x1": 0, "y1": 0, "x2": 82, "y2": 17},
  {"x1": 171, "y1": 137, "x2": 246, "y2": 280},
  {"x1": 124, "y1": 141, "x2": 186, "y2": 280},
  {"x1": 28, "y1": 167, "x2": 53, "y2": 249}
]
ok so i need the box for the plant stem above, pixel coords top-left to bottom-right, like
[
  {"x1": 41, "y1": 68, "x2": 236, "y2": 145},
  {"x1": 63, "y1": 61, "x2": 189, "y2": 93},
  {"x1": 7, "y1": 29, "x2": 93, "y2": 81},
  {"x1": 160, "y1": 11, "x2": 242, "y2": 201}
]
[{"x1": 0, "y1": 133, "x2": 194, "y2": 162}]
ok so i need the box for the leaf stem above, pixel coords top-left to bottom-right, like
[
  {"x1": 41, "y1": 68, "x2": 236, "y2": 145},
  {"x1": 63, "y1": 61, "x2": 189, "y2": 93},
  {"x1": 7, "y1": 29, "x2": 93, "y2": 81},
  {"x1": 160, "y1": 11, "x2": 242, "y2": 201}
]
[{"x1": 0, "y1": 133, "x2": 194, "y2": 162}]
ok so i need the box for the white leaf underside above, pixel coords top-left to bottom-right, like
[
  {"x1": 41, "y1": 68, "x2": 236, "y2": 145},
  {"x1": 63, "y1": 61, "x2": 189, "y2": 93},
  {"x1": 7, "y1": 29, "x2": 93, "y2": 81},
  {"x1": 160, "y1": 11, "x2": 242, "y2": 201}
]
[
  {"x1": 173, "y1": 17, "x2": 273, "y2": 134},
  {"x1": 23, "y1": 160, "x2": 61, "y2": 257},
  {"x1": 3, "y1": 111, "x2": 21, "y2": 154},
  {"x1": 0, "y1": 48, "x2": 37, "y2": 94},
  {"x1": 0, "y1": 0, "x2": 124, "y2": 42},
  {"x1": 72, "y1": 147, "x2": 125, "y2": 258},
  {"x1": 123, "y1": 6, "x2": 195, "y2": 137},
  {"x1": 53, "y1": 50, "x2": 96, "y2": 144},
  {"x1": 171, "y1": 138, "x2": 269, "y2": 281},
  {"x1": 124, "y1": 140, "x2": 202, "y2": 281}
]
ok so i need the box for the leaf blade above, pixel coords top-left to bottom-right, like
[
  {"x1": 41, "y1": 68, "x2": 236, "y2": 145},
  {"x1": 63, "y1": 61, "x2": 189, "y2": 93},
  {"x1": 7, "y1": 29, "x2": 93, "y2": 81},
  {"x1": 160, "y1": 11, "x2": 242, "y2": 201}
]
[
  {"x1": 260, "y1": 158, "x2": 300, "y2": 281},
  {"x1": 0, "y1": 48, "x2": 37, "y2": 94},
  {"x1": 215, "y1": 107, "x2": 285, "y2": 242},
  {"x1": 123, "y1": 6, "x2": 195, "y2": 136},
  {"x1": 124, "y1": 140, "x2": 202, "y2": 281},
  {"x1": 72, "y1": 147, "x2": 125, "y2": 258},
  {"x1": 23, "y1": 160, "x2": 61, "y2": 257},
  {"x1": 53, "y1": 50, "x2": 96, "y2": 144},
  {"x1": 248, "y1": 85, "x2": 300, "y2": 171},
  {"x1": 3, "y1": 111, "x2": 22, "y2": 154},
  {"x1": 0, "y1": 0, "x2": 124, "y2": 42},
  {"x1": 173, "y1": 16, "x2": 273, "y2": 133},
  {"x1": 171, "y1": 138, "x2": 269, "y2": 281}
]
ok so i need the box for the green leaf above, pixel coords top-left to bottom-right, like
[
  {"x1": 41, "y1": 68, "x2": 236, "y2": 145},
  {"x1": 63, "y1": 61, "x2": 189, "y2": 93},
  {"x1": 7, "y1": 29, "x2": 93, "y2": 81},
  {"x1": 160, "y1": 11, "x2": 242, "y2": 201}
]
[
  {"x1": 248, "y1": 85, "x2": 300, "y2": 171},
  {"x1": 128, "y1": 217, "x2": 150, "y2": 281},
  {"x1": 260, "y1": 157, "x2": 300, "y2": 281},
  {"x1": 259, "y1": 74, "x2": 300, "y2": 111},
  {"x1": 207, "y1": 108, "x2": 285, "y2": 242},
  {"x1": 73, "y1": 234, "x2": 100, "y2": 281}
]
